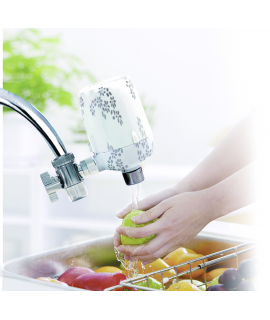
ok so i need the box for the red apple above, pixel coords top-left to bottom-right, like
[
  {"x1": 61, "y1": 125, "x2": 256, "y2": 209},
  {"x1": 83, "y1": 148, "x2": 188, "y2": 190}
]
[
  {"x1": 72, "y1": 272, "x2": 127, "y2": 291},
  {"x1": 58, "y1": 267, "x2": 94, "y2": 286}
]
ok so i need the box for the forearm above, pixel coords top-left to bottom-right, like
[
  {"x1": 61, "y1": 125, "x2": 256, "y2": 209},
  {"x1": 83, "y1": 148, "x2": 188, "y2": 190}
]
[
  {"x1": 175, "y1": 113, "x2": 255, "y2": 193},
  {"x1": 205, "y1": 162, "x2": 256, "y2": 220}
]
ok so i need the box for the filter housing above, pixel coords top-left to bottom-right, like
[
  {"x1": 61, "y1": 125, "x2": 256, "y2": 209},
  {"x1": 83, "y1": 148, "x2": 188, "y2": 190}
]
[{"x1": 79, "y1": 76, "x2": 153, "y2": 174}]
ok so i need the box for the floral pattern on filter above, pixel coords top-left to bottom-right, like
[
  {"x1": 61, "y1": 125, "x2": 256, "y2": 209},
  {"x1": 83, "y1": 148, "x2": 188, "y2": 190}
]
[
  {"x1": 102, "y1": 136, "x2": 154, "y2": 172},
  {"x1": 104, "y1": 116, "x2": 152, "y2": 171},
  {"x1": 135, "y1": 139, "x2": 153, "y2": 162},
  {"x1": 137, "y1": 116, "x2": 146, "y2": 138},
  {"x1": 88, "y1": 88, "x2": 123, "y2": 126},
  {"x1": 124, "y1": 77, "x2": 136, "y2": 100},
  {"x1": 79, "y1": 76, "x2": 137, "y2": 126},
  {"x1": 107, "y1": 148, "x2": 126, "y2": 171}
]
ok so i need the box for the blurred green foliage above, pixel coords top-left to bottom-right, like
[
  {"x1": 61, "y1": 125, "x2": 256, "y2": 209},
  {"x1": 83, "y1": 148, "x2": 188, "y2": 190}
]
[
  {"x1": 3, "y1": 28, "x2": 96, "y2": 113},
  {"x1": 3, "y1": 28, "x2": 156, "y2": 143}
]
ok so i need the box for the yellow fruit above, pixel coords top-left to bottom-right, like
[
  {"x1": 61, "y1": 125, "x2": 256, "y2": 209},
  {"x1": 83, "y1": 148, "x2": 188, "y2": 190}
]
[
  {"x1": 167, "y1": 282, "x2": 201, "y2": 291},
  {"x1": 198, "y1": 268, "x2": 227, "y2": 282},
  {"x1": 123, "y1": 259, "x2": 176, "y2": 282},
  {"x1": 94, "y1": 266, "x2": 123, "y2": 274},
  {"x1": 175, "y1": 247, "x2": 197, "y2": 255},
  {"x1": 163, "y1": 252, "x2": 207, "y2": 279},
  {"x1": 179, "y1": 279, "x2": 206, "y2": 291}
]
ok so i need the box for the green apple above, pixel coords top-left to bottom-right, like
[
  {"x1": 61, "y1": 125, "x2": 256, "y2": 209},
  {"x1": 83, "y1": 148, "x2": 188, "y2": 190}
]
[
  {"x1": 179, "y1": 279, "x2": 206, "y2": 291},
  {"x1": 136, "y1": 276, "x2": 162, "y2": 290},
  {"x1": 120, "y1": 210, "x2": 157, "y2": 245},
  {"x1": 210, "y1": 275, "x2": 220, "y2": 286}
]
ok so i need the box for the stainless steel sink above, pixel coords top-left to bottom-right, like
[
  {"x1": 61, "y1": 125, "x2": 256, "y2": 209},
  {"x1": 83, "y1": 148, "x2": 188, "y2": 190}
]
[{"x1": 1, "y1": 231, "x2": 256, "y2": 291}]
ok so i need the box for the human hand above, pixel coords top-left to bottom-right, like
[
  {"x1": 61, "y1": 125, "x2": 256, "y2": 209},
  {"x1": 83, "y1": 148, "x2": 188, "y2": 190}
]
[
  {"x1": 114, "y1": 189, "x2": 215, "y2": 264},
  {"x1": 114, "y1": 187, "x2": 179, "y2": 248}
]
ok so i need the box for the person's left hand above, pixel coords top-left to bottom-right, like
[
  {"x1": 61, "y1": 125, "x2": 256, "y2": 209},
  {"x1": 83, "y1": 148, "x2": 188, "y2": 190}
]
[{"x1": 114, "y1": 189, "x2": 216, "y2": 264}]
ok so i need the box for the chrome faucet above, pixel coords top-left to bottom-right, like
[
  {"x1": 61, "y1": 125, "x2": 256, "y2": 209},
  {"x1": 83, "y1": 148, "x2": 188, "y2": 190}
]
[
  {"x1": 1, "y1": 88, "x2": 88, "y2": 202},
  {"x1": 1, "y1": 76, "x2": 154, "y2": 203}
]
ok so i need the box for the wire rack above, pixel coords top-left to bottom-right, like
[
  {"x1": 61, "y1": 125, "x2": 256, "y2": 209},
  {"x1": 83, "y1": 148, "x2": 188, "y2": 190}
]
[{"x1": 104, "y1": 242, "x2": 256, "y2": 291}]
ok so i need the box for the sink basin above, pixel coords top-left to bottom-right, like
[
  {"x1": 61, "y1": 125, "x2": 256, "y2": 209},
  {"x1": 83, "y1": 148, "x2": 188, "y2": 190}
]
[{"x1": 1, "y1": 228, "x2": 256, "y2": 291}]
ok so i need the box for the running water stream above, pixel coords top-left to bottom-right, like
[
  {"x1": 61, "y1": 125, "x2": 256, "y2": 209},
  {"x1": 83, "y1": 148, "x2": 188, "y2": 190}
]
[
  {"x1": 131, "y1": 183, "x2": 139, "y2": 211},
  {"x1": 114, "y1": 184, "x2": 145, "y2": 278}
]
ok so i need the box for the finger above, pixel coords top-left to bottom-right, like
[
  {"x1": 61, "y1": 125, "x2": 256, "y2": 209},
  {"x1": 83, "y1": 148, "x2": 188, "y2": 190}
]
[
  {"x1": 113, "y1": 226, "x2": 122, "y2": 247},
  {"x1": 117, "y1": 204, "x2": 132, "y2": 219},
  {"x1": 116, "y1": 219, "x2": 162, "y2": 239},
  {"x1": 116, "y1": 244, "x2": 141, "y2": 256},
  {"x1": 117, "y1": 234, "x2": 168, "y2": 257},
  {"x1": 116, "y1": 189, "x2": 174, "y2": 219},
  {"x1": 131, "y1": 200, "x2": 170, "y2": 224},
  {"x1": 137, "y1": 188, "x2": 178, "y2": 211}
]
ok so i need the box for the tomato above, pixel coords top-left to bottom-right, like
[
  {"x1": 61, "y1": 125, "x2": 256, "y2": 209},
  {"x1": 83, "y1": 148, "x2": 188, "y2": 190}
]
[{"x1": 72, "y1": 272, "x2": 127, "y2": 291}]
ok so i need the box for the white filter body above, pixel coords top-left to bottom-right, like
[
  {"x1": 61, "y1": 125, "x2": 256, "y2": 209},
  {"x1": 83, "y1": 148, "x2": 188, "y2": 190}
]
[{"x1": 79, "y1": 76, "x2": 153, "y2": 172}]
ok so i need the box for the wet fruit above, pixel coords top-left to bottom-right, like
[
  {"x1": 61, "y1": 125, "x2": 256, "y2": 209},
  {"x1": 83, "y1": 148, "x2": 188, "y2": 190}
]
[
  {"x1": 172, "y1": 247, "x2": 197, "y2": 255},
  {"x1": 179, "y1": 279, "x2": 206, "y2": 291},
  {"x1": 135, "y1": 259, "x2": 176, "y2": 282},
  {"x1": 94, "y1": 266, "x2": 123, "y2": 274},
  {"x1": 72, "y1": 272, "x2": 127, "y2": 291},
  {"x1": 58, "y1": 267, "x2": 94, "y2": 286},
  {"x1": 238, "y1": 259, "x2": 257, "y2": 280},
  {"x1": 206, "y1": 284, "x2": 228, "y2": 291},
  {"x1": 163, "y1": 252, "x2": 207, "y2": 279},
  {"x1": 200, "y1": 268, "x2": 228, "y2": 282},
  {"x1": 120, "y1": 210, "x2": 157, "y2": 245},
  {"x1": 219, "y1": 268, "x2": 242, "y2": 289},
  {"x1": 136, "y1": 276, "x2": 163, "y2": 290},
  {"x1": 167, "y1": 282, "x2": 201, "y2": 291},
  {"x1": 209, "y1": 276, "x2": 220, "y2": 286}
]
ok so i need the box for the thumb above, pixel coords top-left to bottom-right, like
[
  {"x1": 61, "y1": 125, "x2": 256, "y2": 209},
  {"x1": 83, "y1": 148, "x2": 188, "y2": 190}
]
[{"x1": 131, "y1": 200, "x2": 170, "y2": 224}]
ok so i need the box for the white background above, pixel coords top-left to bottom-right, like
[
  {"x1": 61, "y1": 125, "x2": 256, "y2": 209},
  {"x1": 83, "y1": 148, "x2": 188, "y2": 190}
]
[
  {"x1": 31, "y1": 28, "x2": 268, "y2": 166},
  {"x1": 5, "y1": 28, "x2": 267, "y2": 166},
  {"x1": 3, "y1": 28, "x2": 269, "y2": 262}
]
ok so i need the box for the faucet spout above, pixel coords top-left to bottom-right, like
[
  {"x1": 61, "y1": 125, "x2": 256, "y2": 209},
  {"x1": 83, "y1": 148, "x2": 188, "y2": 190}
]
[
  {"x1": 0, "y1": 88, "x2": 67, "y2": 157},
  {"x1": 1, "y1": 88, "x2": 89, "y2": 203}
]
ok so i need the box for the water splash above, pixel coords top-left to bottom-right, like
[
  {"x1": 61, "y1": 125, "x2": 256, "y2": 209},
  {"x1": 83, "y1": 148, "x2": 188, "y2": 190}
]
[
  {"x1": 114, "y1": 183, "x2": 145, "y2": 278},
  {"x1": 114, "y1": 247, "x2": 141, "y2": 278}
]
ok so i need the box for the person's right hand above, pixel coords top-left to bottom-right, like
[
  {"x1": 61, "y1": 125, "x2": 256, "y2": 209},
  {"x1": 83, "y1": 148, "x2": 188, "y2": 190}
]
[{"x1": 114, "y1": 186, "x2": 179, "y2": 248}]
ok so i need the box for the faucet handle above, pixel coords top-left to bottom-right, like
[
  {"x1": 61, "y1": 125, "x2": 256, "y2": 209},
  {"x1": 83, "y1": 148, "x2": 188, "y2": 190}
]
[{"x1": 40, "y1": 172, "x2": 62, "y2": 202}]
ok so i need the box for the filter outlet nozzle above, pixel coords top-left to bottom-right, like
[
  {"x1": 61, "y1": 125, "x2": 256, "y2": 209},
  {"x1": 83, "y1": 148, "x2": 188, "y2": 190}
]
[{"x1": 122, "y1": 167, "x2": 144, "y2": 185}]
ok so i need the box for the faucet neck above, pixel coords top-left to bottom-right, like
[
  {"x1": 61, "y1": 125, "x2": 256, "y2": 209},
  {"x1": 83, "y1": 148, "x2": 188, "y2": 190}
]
[{"x1": 0, "y1": 88, "x2": 67, "y2": 157}]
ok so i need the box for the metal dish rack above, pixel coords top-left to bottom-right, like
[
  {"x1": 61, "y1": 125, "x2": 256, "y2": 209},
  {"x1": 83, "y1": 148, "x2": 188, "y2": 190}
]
[{"x1": 105, "y1": 242, "x2": 256, "y2": 291}]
